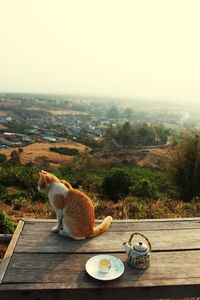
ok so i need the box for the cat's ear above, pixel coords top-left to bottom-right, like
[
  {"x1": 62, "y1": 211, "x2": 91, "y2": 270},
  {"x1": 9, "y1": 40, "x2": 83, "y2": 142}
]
[{"x1": 39, "y1": 170, "x2": 46, "y2": 176}]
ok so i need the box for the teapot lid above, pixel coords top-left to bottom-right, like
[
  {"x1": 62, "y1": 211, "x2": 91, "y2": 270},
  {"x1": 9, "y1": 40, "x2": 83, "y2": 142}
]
[{"x1": 133, "y1": 242, "x2": 148, "y2": 252}]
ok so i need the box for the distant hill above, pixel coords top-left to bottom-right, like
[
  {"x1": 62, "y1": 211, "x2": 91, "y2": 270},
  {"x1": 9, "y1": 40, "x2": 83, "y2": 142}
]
[
  {"x1": 92, "y1": 146, "x2": 169, "y2": 169},
  {"x1": 0, "y1": 141, "x2": 88, "y2": 167}
]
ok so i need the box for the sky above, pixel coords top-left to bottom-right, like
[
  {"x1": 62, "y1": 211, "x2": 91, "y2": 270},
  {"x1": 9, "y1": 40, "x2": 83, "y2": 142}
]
[{"x1": 0, "y1": 0, "x2": 200, "y2": 103}]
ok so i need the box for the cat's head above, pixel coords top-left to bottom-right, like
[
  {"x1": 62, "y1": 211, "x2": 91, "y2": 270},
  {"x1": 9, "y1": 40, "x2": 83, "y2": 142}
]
[{"x1": 38, "y1": 170, "x2": 58, "y2": 192}]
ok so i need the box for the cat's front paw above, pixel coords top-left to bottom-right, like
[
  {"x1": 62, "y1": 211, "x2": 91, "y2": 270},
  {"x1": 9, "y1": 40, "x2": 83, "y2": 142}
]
[{"x1": 52, "y1": 226, "x2": 61, "y2": 233}]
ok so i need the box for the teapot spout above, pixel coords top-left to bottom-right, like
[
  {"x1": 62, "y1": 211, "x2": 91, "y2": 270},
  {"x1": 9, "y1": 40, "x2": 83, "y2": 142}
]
[{"x1": 123, "y1": 242, "x2": 131, "y2": 253}]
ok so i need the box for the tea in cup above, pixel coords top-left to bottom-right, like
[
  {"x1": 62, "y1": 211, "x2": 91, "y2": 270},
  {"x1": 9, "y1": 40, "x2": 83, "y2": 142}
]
[{"x1": 98, "y1": 258, "x2": 111, "y2": 273}]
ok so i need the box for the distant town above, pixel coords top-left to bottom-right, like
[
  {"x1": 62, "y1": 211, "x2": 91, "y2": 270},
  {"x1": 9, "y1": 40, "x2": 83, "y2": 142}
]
[{"x1": 0, "y1": 93, "x2": 199, "y2": 150}]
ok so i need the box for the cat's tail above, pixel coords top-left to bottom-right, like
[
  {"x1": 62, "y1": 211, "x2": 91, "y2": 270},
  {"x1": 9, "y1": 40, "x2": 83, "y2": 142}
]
[{"x1": 89, "y1": 216, "x2": 113, "y2": 237}]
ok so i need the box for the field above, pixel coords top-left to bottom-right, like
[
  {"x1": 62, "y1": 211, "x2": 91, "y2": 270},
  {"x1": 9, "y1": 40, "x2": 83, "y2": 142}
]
[
  {"x1": 25, "y1": 108, "x2": 87, "y2": 115},
  {"x1": 0, "y1": 124, "x2": 8, "y2": 130},
  {"x1": 0, "y1": 111, "x2": 7, "y2": 117},
  {"x1": 0, "y1": 141, "x2": 88, "y2": 166},
  {"x1": 49, "y1": 109, "x2": 87, "y2": 115}
]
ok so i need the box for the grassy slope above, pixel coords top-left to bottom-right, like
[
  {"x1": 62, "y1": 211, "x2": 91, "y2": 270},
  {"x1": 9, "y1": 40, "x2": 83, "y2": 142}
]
[{"x1": 0, "y1": 141, "x2": 87, "y2": 165}]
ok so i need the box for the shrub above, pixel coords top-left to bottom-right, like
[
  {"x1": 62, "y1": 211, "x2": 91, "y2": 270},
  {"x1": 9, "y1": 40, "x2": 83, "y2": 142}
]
[
  {"x1": 9, "y1": 150, "x2": 21, "y2": 165},
  {"x1": 101, "y1": 169, "x2": 132, "y2": 202},
  {"x1": 74, "y1": 173, "x2": 102, "y2": 193},
  {"x1": 0, "y1": 153, "x2": 7, "y2": 163},
  {"x1": 167, "y1": 132, "x2": 200, "y2": 200},
  {"x1": 12, "y1": 197, "x2": 30, "y2": 210},
  {"x1": 0, "y1": 165, "x2": 39, "y2": 189},
  {"x1": 26, "y1": 188, "x2": 47, "y2": 202},
  {"x1": 0, "y1": 210, "x2": 16, "y2": 234},
  {"x1": 0, "y1": 193, "x2": 13, "y2": 205},
  {"x1": 49, "y1": 147, "x2": 79, "y2": 156},
  {"x1": 129, "y1": 178, "x2": 159, "y2": 199}
]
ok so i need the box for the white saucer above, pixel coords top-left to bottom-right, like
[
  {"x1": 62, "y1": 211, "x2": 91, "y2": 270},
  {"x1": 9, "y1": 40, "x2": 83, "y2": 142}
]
[{"x1": 85, "y1": 254, "x2": 124, "y2": 281}]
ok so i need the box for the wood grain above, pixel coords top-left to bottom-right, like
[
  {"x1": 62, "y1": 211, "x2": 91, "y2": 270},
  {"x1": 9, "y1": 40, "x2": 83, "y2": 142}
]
[
  {"x1": 3, "y1": 251, "x2": 200, "y2": 286},
  {"x1": 0, "y1": 284, "x2": 200, "y2": 300},
  {"x1": 15, "y1": 228, "x2": 200, "y2": 253},
  {"x1": 22, "y1": 218, "x2": 200, "y2": 233}
]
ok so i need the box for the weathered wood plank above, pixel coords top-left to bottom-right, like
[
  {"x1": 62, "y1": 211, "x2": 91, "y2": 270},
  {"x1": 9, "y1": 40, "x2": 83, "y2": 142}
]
[
  {"x1": 1, "y1": 284, "x2": 200, "y2": 300},
  {"x1": 2, "y1": 251, "x2": 200, "y2": 286},
  {"x1": 22, "y1": 217, "x2": 200, "y2": 222},
  {"x1": 0, "y1": 220, "x2": 24, "y2": 284},
  {"x1": 1, "y1": 279, "x2": 200, "y2": 290},
  {"x1": 15, "y1": 229, "x2": 200, "y2": 253},
  {"x1": 21, "y1": 218, "x2": 200, "y2": 233}
]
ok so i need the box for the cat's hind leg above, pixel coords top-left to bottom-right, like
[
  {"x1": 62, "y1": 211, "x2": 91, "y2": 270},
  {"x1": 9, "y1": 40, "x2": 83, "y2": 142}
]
[
  {"x1": 59, "y1": 224, "x2": 86, "y2": 240},
  {"x1": 58, "y1": 223, "x2": 72, "y2": 238},
  {"x1": 59, "y1": 230, "x2": 85, "y2": 240},
  {"x1": 70, "y1": 235, "x2": 86, "y2": 240},
  {"x1": 59, "y1": 229, "x2": 71, "y2": 237}
]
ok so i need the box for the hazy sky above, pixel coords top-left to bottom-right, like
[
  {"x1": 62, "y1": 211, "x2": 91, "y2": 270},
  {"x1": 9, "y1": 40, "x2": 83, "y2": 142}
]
[{"x1": 0, "y1": 0, "x2": 200, "y2": 102}]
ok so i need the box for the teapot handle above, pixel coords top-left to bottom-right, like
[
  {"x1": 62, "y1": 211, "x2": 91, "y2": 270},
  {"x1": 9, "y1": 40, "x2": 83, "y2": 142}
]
[{"x1": 128, "y1": 232, "x2": 152, "y2": 252}]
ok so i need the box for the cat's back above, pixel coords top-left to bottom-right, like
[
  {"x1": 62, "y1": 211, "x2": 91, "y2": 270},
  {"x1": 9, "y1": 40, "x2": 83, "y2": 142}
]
[
  {"x1": 65, "y1": 188, "x2": 94, "y2": 221},
  {"x1": 67, "y1": 188, "x2": 93, "y2": 206}
]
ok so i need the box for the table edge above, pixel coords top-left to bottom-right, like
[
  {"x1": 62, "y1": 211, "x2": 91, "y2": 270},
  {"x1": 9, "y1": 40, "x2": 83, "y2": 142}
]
[{"x1": 21, "y1": 217, "x2": 200, "y2": 223}]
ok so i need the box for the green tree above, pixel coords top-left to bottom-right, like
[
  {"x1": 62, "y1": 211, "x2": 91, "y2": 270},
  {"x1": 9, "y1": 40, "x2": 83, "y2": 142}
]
[
  {"x1": 167, "y1": 133, "x2": 200, "y2": 200},
  {"x1": 101, "y1": 169, "x2": 131, "y2": 201},
  {"x1": 118, "y1": 122, "x2": 133, "y2": 146}
]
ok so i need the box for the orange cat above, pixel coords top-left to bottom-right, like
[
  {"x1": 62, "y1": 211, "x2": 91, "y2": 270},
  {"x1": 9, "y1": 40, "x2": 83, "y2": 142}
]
[{"x1": 38, "y1": 170, "x2": 112, "y2": 240}]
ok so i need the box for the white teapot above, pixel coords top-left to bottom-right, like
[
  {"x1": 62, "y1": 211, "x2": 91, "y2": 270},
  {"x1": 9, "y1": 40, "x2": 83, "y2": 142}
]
[{"x1": 123, "y1": 232, "x2": 152, "y2": 269}]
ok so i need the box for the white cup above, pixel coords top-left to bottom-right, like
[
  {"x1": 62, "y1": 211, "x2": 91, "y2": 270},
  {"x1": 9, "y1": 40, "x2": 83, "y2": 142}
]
[{"x1": 98, "y1": 258, "x2": 111, "y2": 273}]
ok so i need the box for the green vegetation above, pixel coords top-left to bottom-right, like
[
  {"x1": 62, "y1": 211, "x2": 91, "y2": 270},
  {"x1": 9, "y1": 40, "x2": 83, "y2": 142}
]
[
  {"x1": 129, "y1": 178, "x2": 159, "y2": 199},
  {"x1": 0, "y1": 165, "x2": 47, "y2": 203},
  {"x1": 105, "y1": 122, "x2": 171, "y2": 147},
  {"x1": 0, "y1": 132, "x2": 197, "y2": 207},
  {"x1": 59, "y1": 166, "x2": 172, "y2": 201},
  {"x1": 0, "y1": 153, "x2": 7, "y2": 163},
  {"x1": 0, "y1": 210, "x2": 16, "y2": 234},
  {"x1": 0, "y1": 163, "x2": 171, "y2": 210},
  {"x1": 0, "y1": 127, "x2": 200, "y2": 236},
  {"x1": 167, "y1": 132, "x2": 200, "y2": 200},
  {"x1": 101, "y1": 169, "x2": 132, "y2": 201},
  {"x1": 49, "y1": 147, "x2": 79, "y2": 156},
  {"x1": 0, "y1": 132, "x2": 199, "y2": 209},
  {"x1": 94, "y1": 197, "x2": 200, "y2": 219}
]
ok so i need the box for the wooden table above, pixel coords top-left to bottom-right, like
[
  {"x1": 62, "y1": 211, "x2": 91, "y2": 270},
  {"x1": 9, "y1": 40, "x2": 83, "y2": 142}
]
[{"x1": 0, "y1": 218, "x2": 200, "y2": 300}]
